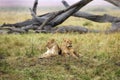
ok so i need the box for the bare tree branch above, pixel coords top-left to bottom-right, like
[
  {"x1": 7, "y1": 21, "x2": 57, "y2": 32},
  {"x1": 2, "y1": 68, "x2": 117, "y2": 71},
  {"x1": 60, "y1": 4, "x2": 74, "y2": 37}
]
[
  {"x1": 62, "y1": 0, "x2": 120, "y2": 23},
  {"x1": 50, "y1": 0, "x2": 93, "y2": 27},
  {"x1": 62, "y1": 0, "x2": 120, "y2": 33},
  {"x1": 105, "y1": 0, "x2": 120, "y2": 8},
  {"x1": 32, "y1": 0, "x2": 38, "y2": 15}
]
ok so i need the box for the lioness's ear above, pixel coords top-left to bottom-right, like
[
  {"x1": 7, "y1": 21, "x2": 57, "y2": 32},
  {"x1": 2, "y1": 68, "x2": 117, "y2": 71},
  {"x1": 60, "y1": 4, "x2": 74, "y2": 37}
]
[
  {"x1": 51, "y1": 39, "x2": 55, "y2": 42},
  {"x1": 63, "y1": 38, "x2": 66, "y2": 42}
]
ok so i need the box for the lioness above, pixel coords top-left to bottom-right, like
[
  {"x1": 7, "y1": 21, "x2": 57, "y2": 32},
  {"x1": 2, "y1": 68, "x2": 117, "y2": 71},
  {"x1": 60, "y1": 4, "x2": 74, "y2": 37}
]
[
  {"x1": 39, "y1": 39, "x2": 61, "y2": 58},
  {"x1": 60, "y1": 39, "x2": 79, "y2": 59}
]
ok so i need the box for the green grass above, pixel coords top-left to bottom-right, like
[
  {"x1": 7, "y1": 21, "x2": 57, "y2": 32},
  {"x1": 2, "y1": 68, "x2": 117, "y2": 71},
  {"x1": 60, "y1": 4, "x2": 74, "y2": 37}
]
[
  {"x1": 0, "y1": 33, "x2": 120, "y2": 80},
  {"x1": 0, "y1": 9, "x2": 120, "y2": 80}
]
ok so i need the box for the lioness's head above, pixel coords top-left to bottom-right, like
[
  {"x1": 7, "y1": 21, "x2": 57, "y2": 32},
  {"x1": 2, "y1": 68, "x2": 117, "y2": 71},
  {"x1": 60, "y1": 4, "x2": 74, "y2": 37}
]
[
  {"x1": 46, "y1": 39, "x2": 55, "y2": 49},
  {"x1": 63, "y1": 39, "x2": 72, "y2": 48}
]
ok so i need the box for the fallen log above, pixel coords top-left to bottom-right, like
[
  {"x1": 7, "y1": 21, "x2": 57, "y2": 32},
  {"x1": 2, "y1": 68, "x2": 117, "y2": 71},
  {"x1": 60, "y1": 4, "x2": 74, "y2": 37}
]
[
  {"x1": 3, "y1": 27, "x2": 26, "y2": 34},
  {"x1": 0, "y1": 30, "x2": 8, "y2": 34},
  {"x1": 53, "y1": 26, "x2": 100, "y2": 33},
  {"x1": 34, "y1": 26, "x2": 100, "y2": 34}
]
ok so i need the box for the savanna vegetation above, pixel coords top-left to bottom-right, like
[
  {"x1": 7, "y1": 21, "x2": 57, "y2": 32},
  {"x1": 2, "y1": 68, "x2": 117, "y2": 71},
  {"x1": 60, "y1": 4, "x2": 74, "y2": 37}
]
[{"x1": 0, "y1": 7, "x2": 120, "y2": 80}]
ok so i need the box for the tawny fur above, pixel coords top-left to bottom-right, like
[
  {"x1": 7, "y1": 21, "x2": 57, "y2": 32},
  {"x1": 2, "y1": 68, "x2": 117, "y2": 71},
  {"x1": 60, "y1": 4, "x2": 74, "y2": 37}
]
[
  {"x1": 39, "y1": 39, "x2": 61, "y2": 58},
  {"x1": 60, "y1": 39, "x2": 79, "y2": 59}
]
